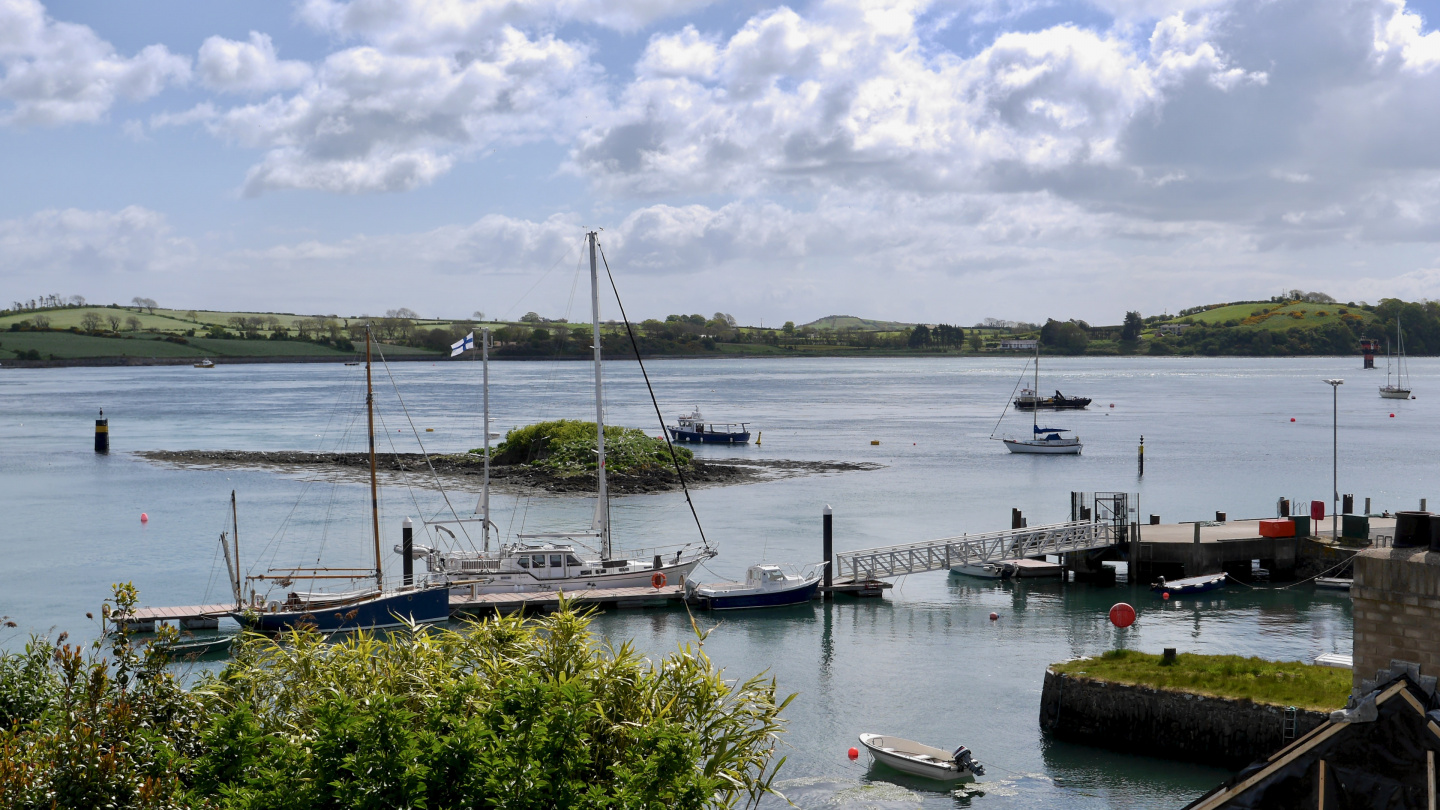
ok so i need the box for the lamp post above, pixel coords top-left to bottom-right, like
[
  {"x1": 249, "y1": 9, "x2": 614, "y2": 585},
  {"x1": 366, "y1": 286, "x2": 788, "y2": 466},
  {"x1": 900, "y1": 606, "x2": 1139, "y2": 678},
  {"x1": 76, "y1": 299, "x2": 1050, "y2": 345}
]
[{"x1": 1324, "y1": 379, "x2": 1343, "y2": 541}]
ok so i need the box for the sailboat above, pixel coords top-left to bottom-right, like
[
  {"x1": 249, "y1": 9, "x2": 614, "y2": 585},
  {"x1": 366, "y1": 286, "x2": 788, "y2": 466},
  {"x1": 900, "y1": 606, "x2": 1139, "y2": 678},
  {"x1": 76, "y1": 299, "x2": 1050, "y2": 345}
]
[
  {"x1": 1380, "y1": 316, "x2": 1412, "y2": 400},
  {"x1": 228, "y1": 327, "x2": 451, "y2": 632},
  {"x1": 419, "y1": 231, "x2": 717, "y2": 595},
  {"x1": 993, "y1": 342, "x2": 1082, "y2": 455}
]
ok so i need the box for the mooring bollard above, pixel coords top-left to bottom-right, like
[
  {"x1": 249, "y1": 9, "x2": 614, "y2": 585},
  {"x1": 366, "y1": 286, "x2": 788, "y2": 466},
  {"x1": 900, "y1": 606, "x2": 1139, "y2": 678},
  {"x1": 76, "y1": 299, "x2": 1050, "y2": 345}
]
[
  {"x1": 1365, "y1": 497, "x2": 1372, "y2": 515},
  {"x1": 1215, "y1": 511, "x2": 1227, "y2": 522},
  {"x1": 1343, "y1": 494, "x2": 1354, "y2": 514},
  {"x1": 94, "y1": 409, "x2": 109, "y2": 454},
  {"x1": 1163, "y1": 647, "x2": 1177, "y2": 664},
  {"x1": 822, "y1": 505, "x2": 833, "y2": 599},
  {"x1": 1193, "y1": 522, "x2": 1201, "y2": 544},
  {"x1": 402, "y1": 516, "x2": 414, "y2": 586},
  {"x1": 1150, "y1": 514, "x2": 1160, "y2": 525},
  {"x1": 1012, "y1": 508, "x2": 1023, "y2": 529}
]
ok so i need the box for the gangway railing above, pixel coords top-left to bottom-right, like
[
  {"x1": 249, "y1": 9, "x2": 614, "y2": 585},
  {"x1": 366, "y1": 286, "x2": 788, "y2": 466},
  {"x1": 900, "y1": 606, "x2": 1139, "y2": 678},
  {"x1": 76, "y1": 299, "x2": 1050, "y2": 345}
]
[{"x1": 834, "y1": 520, "x2": 1115, "y2": 582}]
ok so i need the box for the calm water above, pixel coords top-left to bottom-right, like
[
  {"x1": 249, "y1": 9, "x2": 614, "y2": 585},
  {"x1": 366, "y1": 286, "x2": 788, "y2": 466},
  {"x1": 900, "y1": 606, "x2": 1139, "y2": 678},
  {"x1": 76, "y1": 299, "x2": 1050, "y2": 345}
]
[{"x1": 1, "y1": 355, "x2": 1424, "y2": 808}]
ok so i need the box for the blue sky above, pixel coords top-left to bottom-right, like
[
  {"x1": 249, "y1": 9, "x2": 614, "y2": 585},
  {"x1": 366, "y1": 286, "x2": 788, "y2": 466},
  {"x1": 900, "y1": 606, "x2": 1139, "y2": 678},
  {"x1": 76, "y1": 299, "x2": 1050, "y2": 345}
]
[{"x1": 4, "y1": 0, "x2": 1440, "y2": 326}]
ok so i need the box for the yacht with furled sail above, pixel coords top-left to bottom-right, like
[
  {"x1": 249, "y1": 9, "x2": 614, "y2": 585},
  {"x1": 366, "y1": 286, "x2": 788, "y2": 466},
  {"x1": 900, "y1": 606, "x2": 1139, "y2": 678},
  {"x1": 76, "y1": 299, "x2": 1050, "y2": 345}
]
[
  {"x1": 416, "y1": 231, "x2": 717, "y2": 595},
  {"x1": 992, "y1": 342, "x2": 1082, "y2": 455},
  {"x1": 227, "y1": 327, "x2": 451, "y2": 632},
  {"x1": 1380, "y1": 316, "x2": 1412, "y2": 399}
]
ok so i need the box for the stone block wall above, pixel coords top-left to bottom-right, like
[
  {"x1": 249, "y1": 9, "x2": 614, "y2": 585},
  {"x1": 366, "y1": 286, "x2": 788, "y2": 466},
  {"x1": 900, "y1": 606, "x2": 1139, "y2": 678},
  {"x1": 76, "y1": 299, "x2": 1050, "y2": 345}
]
[
  {"x1": 1039, "y1": 670, "x2": 1327, "y2": 769},
  {"x1": 1352, "y1": 547, "x2": 1440, "y2": 689}
]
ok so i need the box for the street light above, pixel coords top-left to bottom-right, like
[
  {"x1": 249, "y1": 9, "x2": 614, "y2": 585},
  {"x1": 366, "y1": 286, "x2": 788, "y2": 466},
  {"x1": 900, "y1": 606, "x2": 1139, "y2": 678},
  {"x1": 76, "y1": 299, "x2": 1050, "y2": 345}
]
[{"x1": 1324, "y1": 379, "x2": 1343, "y2": 541}]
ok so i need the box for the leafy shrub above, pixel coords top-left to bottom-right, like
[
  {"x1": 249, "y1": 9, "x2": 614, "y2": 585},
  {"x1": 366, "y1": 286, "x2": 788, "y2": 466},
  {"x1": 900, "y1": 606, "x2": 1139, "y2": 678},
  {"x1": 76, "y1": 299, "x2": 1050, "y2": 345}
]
[{"x1": 478, "y1": 420, "x2": 693, "y2": 476}]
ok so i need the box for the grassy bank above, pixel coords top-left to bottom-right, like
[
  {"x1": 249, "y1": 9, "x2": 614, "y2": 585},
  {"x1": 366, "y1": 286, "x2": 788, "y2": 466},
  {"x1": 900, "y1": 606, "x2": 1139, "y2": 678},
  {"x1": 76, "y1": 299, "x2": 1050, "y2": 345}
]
[{"x1": 1052, "y1": 649, "x2": 1351, "y2": 711}]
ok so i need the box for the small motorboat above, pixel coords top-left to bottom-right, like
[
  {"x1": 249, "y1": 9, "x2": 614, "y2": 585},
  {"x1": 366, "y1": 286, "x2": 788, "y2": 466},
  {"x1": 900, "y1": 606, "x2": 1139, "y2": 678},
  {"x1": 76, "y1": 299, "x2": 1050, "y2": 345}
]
[
  {"x1": 687, "y1": 563, "x2": 823, "y2": 610},
  {"x1": 1152, "y1": 572, "x2": 1227, "y2": 596},
  {"x1": 857, "y1": 734, "x2": 984, "y2": 781},
  {"x1": 667, "y1": 407, "x2": 752, "y2": 444},
  {"x1": 1014, "y1": 388, "x2": 1092, "y2": 411},
  {"x1": 950, "y1": 561, "x2": 1014, "y2": 579},
  {"x1": 1315, "y1": 577, "x2": 1353, "y2": 592},
  {"x1": 194, "y1": 358, "x2": 216, "y2": 368}
]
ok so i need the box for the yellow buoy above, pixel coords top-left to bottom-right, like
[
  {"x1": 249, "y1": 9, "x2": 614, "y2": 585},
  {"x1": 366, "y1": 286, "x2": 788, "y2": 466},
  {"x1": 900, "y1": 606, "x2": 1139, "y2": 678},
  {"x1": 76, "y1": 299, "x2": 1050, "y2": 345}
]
[{"x1": 870, "y1": 440, "x2": 880, "y2": 445}]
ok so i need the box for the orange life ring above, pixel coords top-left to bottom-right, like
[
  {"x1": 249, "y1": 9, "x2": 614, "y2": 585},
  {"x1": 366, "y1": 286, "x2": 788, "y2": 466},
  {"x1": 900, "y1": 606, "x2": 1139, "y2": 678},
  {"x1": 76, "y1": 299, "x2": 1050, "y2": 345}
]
[{"x1": 651, "y1": 572, "x2": 667, "y2": 589}]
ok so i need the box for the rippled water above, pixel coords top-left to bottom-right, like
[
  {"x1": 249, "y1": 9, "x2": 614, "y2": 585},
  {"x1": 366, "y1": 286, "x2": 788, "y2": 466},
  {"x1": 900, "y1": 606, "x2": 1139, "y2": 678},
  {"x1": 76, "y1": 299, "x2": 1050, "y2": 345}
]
[{"x1": 3, "y1": 355, "x2": 1424, "y2": 807}]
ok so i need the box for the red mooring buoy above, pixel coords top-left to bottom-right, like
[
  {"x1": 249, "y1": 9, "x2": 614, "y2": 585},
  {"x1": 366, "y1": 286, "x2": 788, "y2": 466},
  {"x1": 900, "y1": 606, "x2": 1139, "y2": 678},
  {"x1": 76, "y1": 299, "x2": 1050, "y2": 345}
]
[
  {"x1": 1290, "y1": 417, "x2": 1296, "y2": 422},
  {"x1": 1108, "y1": 603, "x2": 1136, "y2": 628},
  {"x1": 140, "y1": 513, "x2": 149, "y2": 523},
  {"x1": 848, "y1": 747, "x2": 859, "y2": 760},
  {"x1": 989, "y1": 612, "x2": 999, "y2": 621},
  {"x1": 1163, "y1": 592, "x2": 1171, "y2": 601}
]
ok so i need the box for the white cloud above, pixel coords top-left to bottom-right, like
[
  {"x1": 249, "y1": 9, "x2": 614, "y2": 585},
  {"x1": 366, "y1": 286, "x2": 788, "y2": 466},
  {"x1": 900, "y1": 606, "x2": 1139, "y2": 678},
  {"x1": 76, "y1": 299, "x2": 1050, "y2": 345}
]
[
  {"x1": 188, "y1": 28, "x2": 604, "y2": 194},
  {"x1": 198, "y1": 32, "x2": 313, "y2": 94},
  {"x1": 0, "y1": 206, "x2": 194, "y2": 276},
  {"x1": 0, "y1": 0, "x2": 189, "y2": 126},
  {"x1": 1373, "y1": 0, "x2": 1440, "y2": 72}
]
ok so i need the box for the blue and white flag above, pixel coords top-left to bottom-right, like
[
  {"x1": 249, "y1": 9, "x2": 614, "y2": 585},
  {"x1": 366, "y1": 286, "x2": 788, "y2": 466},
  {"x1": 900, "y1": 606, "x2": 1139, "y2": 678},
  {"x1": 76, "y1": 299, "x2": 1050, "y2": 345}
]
[{"x1": 450, "y1": 332, "x2": 474, "y2": 357}]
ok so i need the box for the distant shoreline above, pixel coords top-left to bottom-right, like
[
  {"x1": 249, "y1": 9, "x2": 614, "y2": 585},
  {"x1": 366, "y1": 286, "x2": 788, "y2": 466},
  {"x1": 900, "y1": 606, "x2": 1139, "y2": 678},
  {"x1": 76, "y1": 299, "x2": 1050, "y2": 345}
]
[{"x1": 0, "y1": 350, "x2": 1390, "y2": 369}]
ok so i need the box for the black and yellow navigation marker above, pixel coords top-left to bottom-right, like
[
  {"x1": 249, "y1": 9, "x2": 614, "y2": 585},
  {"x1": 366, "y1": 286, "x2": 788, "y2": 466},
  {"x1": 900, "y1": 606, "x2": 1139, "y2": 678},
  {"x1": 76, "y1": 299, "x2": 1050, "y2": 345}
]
[{"x1": 94, "y1": 409, "x2": 109, "y2": 454}]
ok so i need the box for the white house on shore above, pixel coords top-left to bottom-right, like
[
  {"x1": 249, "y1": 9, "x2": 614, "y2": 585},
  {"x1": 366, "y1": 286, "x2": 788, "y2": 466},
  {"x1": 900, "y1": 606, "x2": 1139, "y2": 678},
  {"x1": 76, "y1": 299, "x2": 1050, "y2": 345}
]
[{"x1": 999, "y1": 338, "x2": 1038, "y2": 350}]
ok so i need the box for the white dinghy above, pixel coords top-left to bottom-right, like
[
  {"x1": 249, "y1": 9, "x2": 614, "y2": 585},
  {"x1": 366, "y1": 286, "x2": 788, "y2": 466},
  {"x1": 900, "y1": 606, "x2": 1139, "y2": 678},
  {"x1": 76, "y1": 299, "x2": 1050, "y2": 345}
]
[{"x1": 858, "y1": 733, "x2": 984, "y2": 781}]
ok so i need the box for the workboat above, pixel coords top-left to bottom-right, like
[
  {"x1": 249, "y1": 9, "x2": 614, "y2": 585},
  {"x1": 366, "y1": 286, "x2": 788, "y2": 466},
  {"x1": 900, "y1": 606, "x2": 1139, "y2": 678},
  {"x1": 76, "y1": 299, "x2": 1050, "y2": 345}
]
[
  {"x1": 419, "y1": 232, "x2": 717, "y2": 596},
  {"x1": 1151, "y1": 572, "x2": 1227, "y2": 596},
  {"x1": 992, "y1": 342, "x2": 1082, "y2": 455},
  {"x1": 226, "y1": 329, "x2": 451, "y2": 633},
  {"x1": 1014, "y1": 389, "x2": 1091, "y2": 411},
  {"x1": 667, "y1": 408, "x2": 751, "y2": 444},
  {"x1": 1381, "y1": 317, "x2": 1412, "y2": 399},
  {"x1": 857, "y1": 734, "x2": 984, "y2": 781},
  {"x1": 193, "y1": 358, "x2": 215, "y2": 368},
  {"x1": 686, "y1": 563, "x2": 824, "y2": 609}
]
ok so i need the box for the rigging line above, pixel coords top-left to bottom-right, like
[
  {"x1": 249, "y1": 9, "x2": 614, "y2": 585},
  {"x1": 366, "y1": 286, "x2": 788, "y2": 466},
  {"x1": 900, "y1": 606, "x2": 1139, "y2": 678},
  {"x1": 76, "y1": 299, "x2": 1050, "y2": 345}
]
[
  {"x1": 990, "y1": 358, "x2": 1031, "y2": 440},
  {"x1": 499, "y1": 238, "x2": 583, "y2": 323},
  {"x1": 596, "y1": 240, "x2": 711, "y2": 553},
  {"x1": 372, "y1": 341, "x2": 477, "y2": 551}
]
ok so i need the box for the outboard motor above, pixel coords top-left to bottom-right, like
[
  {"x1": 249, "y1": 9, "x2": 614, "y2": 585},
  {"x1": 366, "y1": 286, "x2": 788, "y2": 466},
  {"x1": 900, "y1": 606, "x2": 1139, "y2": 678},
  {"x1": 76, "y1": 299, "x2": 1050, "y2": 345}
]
[{"x1": 952, "y1": 746, "x2": 984, "y2": 776}]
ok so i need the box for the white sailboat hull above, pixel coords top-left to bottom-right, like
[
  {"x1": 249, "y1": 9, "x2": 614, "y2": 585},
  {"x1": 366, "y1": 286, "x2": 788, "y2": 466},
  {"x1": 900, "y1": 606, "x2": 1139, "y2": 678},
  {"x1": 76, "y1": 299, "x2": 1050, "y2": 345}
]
[
  {"x1": 442, "y1": 555, "x2": 706, "y2": 595},
  {"x1": 1380, "y1": 387, "x2": 1411, "y2": 399},
  {"x1": 1004, "y1": 438, "x2": 1082, "y2": 454}
]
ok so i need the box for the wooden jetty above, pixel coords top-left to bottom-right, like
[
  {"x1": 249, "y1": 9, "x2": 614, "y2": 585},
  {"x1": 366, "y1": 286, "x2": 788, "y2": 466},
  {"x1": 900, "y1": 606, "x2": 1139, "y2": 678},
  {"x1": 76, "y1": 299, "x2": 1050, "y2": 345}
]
[{"x1": 113, "y1": 603, "x2": 232, "y2": 632}]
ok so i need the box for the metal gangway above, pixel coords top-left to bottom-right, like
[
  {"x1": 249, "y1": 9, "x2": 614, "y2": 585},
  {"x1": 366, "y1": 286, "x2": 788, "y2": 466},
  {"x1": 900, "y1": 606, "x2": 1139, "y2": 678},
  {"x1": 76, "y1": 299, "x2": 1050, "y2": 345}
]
[{"x1": 833, "y1": 519, "x2": 1119, "y2": 583}]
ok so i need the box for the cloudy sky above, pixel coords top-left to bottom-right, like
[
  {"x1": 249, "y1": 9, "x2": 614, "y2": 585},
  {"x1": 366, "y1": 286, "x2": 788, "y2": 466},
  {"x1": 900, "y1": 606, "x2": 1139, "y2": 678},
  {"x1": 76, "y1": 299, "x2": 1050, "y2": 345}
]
[{"x1": 3, "y1": 0, "x2": 1440, "y2": 326}]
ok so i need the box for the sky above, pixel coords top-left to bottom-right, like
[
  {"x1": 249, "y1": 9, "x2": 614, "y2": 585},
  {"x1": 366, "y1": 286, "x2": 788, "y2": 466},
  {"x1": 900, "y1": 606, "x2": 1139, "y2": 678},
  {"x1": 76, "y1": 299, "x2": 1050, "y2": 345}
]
[{"x1": 3, "y1": 0, "x2": 1440, "y2": 327}]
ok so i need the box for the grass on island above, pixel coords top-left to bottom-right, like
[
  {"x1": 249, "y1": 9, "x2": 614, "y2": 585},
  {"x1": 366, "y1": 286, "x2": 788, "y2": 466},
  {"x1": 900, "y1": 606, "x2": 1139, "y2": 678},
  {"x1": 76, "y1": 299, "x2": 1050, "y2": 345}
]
[
  {"x1": 475, "y1": 419, "x2": 693, "y2": 476},
  {"x1": 1053, "y1": 649, "x2": 1352, "y2": 712}
]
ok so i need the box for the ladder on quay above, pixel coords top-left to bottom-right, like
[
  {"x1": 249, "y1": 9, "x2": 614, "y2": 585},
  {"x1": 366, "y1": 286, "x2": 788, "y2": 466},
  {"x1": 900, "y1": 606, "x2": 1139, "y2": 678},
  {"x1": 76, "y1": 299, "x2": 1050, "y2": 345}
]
[{"x1": 833, "y1": 519, "x2": 1119, "y2": 583}]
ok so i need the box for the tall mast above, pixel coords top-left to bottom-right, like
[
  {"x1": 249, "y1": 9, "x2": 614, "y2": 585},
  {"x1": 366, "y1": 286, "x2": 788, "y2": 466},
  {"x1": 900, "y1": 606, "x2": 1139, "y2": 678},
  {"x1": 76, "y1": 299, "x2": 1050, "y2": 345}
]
[
  {"x1": 588, "y1": 231, "x2": 610, "y2": 559},
  {"x1": 481, "y1": 326, "x2": 491, "y2": 552},
  {"x1": 1033, "y1": 340, "x2": 1039, "y2": 432},
  {"x1": 365, "y1": 326, "x2": 383, "y2": 591},
  {"x1": 231, "y1": 490, "x2": 242, "y2": 608}
]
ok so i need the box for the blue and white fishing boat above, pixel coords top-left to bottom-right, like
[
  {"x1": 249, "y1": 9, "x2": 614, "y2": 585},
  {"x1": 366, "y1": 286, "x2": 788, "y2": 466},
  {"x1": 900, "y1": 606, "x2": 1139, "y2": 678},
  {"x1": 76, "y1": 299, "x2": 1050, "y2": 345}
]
[
  {"x1": 687, "y1": 563, "x2": 824, "y2": 610},
  {"x1": 1151, "y1": 572, "x2": 1227, "y2": 596},
  {"x1": 667, "y1": 408, "x2": 752, "y2": 444},
  {"x1": 229, "y1": 328, "x2": 451, "y2": 633}
]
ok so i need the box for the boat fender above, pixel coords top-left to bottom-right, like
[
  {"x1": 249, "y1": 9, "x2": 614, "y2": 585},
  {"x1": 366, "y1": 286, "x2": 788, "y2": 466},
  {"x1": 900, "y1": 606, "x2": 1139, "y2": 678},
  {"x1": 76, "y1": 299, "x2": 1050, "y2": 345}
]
[{"x1": 651, "y1": 572, "x2": 667, "y2": 589}]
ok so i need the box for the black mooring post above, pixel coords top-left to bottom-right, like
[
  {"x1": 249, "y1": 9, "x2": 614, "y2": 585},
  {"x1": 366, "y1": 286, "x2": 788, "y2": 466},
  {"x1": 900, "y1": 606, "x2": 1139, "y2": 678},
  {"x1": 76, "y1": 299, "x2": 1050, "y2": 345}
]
[
  {"x1": 402, "y1": 516, "x2": 414, "y2": 587},
  {"x1": 1138, "y1": 435, "x2": 1144, "y2": 476},
  {"x1": 822, "y1": 505, "x2": 833, "y2": 599}
]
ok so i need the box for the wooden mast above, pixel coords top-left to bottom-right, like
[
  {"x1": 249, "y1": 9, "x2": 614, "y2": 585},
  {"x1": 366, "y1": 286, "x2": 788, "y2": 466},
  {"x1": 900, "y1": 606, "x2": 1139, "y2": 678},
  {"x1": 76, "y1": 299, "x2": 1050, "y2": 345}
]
[
  {"x1": 231, "y1": 490, "x2": 242, "y2": 608},
  {"x1": 365, "y1": 326, "x2": 383, "y2": 591}
]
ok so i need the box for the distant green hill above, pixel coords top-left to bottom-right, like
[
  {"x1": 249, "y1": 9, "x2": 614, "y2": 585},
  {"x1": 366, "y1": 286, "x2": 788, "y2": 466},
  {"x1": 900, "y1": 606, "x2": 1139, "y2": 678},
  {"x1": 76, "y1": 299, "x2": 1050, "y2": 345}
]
[
  {"x1": 1162, "y1": 301, "x2": 1375, "y2": 333},
  {"x1": 801, "y1": 315, "x2": 914, "y2": 331}
]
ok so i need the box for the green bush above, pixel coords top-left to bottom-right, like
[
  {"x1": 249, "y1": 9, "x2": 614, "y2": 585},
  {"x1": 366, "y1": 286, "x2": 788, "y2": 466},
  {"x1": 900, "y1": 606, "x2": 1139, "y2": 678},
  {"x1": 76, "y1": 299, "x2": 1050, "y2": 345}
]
[
  {"x1": 0, "y1": 587, "x2": 791, "y2": 810},
  {"x1": 478, "y1": 420, "x2": 693, "y2": 476}
]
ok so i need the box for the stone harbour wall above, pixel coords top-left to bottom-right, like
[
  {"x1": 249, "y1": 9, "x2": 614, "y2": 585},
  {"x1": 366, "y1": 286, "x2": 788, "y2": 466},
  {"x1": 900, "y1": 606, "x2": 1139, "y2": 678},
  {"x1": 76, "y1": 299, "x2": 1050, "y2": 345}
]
[
  {"x1": 1352, "y1": 547, "x2": 1440, "y2": 689},
  {"x1": 1038, "y1": 670, "x2": 1328, "y2": 769}
]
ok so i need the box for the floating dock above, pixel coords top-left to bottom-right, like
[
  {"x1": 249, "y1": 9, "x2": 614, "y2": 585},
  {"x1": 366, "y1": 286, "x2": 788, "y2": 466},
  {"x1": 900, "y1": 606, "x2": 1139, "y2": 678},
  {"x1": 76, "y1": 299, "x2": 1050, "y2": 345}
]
[{"x1": 450, "y1": 584, "x2": 685, "y2": 615}]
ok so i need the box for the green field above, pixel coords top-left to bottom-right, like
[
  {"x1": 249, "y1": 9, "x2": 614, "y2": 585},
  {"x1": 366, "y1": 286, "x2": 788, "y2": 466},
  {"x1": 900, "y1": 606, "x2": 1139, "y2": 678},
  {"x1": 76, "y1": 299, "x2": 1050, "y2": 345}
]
[
  {"x1": 801, "y1": 315, "x2": 915, "y2": 331},
  {"x1": 1163, "y1": 301, "x2": 1375, "y2": 333},
  {"x1": 0, "y1": 330, "x2": 439, "y2": 361},
  {"x1": 1053, "y1": 649, "x2": 1351, "y2": 711}
]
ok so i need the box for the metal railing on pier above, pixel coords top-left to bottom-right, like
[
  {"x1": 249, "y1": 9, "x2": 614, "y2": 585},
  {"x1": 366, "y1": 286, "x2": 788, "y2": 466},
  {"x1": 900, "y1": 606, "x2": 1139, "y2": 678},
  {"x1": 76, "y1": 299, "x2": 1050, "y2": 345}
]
[{"x1": 834, "y1": 519, "x2": 1116, "y2": 582}]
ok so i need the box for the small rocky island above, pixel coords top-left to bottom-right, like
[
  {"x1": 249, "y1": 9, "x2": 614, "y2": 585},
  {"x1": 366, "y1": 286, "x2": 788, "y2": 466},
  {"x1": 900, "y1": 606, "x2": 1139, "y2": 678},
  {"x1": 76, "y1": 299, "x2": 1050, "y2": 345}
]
[{"x1": 138, "y1": 420, "x2": 880, "y2": 495}]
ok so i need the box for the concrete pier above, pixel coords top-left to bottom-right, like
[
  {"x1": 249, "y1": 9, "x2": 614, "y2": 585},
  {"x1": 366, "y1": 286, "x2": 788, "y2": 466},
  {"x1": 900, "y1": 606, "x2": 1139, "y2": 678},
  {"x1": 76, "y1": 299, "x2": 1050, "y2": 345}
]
[{"x1": 1130, "y1": 517, "x2": 1394, "y2": 582}]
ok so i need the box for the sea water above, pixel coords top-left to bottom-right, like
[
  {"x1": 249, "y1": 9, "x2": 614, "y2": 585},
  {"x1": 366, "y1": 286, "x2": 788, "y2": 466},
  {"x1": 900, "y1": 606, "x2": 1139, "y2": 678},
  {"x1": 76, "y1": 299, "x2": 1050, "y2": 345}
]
[{"x1": 1, "y1": 355, "x2": 1422, "y2": 807}]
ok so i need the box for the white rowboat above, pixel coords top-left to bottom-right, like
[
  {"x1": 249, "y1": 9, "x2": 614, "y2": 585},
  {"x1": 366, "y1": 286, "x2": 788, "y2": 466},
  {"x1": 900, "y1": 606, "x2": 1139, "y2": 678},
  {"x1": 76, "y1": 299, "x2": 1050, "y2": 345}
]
[{"x1": 857, "y1": 733, "x2": 984, "y2": 781}]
